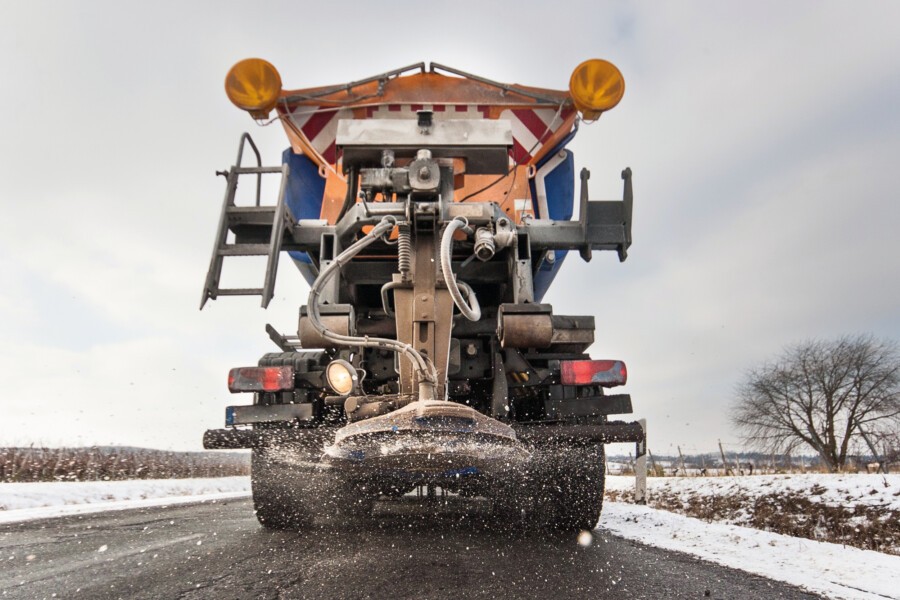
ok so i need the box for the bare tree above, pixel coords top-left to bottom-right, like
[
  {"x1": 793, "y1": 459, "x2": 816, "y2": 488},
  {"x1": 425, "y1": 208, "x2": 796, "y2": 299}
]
[
  {"x1": 732, "y1": 335, "x2": 900, "y2": 472},
  {"x1": 867, "y1": 427, "x2": 900, "y2": 470}
]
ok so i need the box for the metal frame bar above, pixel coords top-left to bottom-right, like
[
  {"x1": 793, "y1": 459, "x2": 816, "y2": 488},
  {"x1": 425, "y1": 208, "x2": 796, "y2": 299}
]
[
  {"x1": 429, "y1": 62, "x2": 567, "y2": 105},
  {"x1": 261, "y1": 164, "x2": 292, "y2": 308},
  {"x1": 281, "y1": 62, "x2": 565, "y2": 106},
  {"x1": 205, "y1": 133, "x2": 634, "y2": 313},
  {"x1": 281, "y1": 63, "x2": 427, "y2": 103}
]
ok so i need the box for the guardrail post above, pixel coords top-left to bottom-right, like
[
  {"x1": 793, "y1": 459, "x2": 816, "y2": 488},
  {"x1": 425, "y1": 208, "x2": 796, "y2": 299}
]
[{"x1": 634, "y1": 418, "x2": 647, "y2": 504}]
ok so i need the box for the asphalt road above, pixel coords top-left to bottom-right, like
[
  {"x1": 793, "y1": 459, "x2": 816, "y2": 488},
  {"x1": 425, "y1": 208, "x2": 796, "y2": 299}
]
[{"x1": 0, "y1": 497, "x2": 822, "y2": 600}]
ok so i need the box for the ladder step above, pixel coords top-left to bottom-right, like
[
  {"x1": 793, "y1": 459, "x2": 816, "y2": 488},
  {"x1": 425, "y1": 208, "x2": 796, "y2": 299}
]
[
  {"x1": 226, "y1": 206, "x2": 278, "y2": 226},
  {"x1": 217, "y1": 244, "x2": 271, "y2": 256},
  {"x1": 225, "y1": 206, "x2": 277, "y2": 213},
  {"x1": 231, "y1": 166, "x2": 284, "y2": 175},
  {"x1": 215, "y1": 288, "x2": 264, "y2": 296}
]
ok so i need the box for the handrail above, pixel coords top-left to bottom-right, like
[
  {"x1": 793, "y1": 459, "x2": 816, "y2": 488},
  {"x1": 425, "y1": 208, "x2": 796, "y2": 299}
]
[{"x1": 234, "y1": 133, "x2": 263, "y2": 206}]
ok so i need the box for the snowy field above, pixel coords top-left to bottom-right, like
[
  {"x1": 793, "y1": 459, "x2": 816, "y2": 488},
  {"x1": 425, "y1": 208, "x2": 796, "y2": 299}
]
[
  {"x1": 603, "y1": 473, "x2": 900, "y2": 598},
  {"x1": 606, "y1": 473, "x2": 900, "y2": 556},
  {"x1": 0, "y1": 477, "x2": 250, "y2": 523},
  {"x1": 605, "y1": 472, "x2": 900, "y2": 511},
  {"x1": 2, "y1": 475, "x2": 900, "y2": 599}
]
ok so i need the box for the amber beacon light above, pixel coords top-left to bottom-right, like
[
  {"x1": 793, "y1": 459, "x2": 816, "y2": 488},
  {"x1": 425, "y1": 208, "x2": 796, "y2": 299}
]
[
  {"x1": 568, "y1": 59, "x2": 625, "y2": 120},
  {"x1": 225, "y1": 58, "x2": 282, "y2": 119}
]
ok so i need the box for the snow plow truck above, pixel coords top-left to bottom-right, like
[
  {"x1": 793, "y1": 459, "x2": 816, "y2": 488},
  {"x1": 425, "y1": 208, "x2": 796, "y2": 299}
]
[{"x1": 201, "y1": 58, "x2": 645, "y2": 530}]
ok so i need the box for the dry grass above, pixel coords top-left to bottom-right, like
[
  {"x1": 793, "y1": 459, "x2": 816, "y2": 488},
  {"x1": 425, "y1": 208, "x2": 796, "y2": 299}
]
[
  {"x1": 606, "y1": 486, "x2": 900, "y2": 555},
  {"x1": 0, "y1": 446, "x2": 249, "y2": 482}
]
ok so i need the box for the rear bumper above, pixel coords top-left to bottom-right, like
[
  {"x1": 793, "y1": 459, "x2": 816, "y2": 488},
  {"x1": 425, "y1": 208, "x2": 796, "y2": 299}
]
[
  {"x1": 513, "y1": 420, "x2": 645, "y2": 445},
  {"x1": 225, "y1": 403, "x2": 313, "y2": 426},
  {"x1": 203, "y1": 419, "x2": 645, "y2": 450},
  {"x1": 203, "y1": 427, "x2": 321, "y2": 449}
]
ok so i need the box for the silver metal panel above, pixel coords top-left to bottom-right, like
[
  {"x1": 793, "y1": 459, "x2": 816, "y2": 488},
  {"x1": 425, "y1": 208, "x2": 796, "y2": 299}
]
[
  {"x1": 447, "y1": 203, "x2": 492, "y2": 221},
  {"x1": 337, "y1": 118, "x2": 512, "y2": 147},
  {"x1": 337, "y1": 119, "x2": 512, "y2": 174}
]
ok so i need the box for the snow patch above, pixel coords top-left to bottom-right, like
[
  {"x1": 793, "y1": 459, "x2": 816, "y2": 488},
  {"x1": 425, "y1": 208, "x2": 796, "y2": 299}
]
[
  {"x1": 0, "y1": 477, "x2": 251, "y2": 523},
  {"x1": 601, "y1": 501, "x2": 900, "y2": 600}
]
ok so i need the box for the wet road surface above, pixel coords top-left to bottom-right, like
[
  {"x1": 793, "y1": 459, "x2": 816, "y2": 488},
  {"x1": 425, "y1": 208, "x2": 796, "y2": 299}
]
[{"x1": 0, "y1": 496, "x2": 822, "y2": 599}]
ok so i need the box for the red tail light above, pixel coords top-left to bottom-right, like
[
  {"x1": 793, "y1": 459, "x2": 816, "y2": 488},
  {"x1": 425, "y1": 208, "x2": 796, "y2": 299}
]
[
  {"x1": 228, "y1": 366, "x2": 294, "y2": 392},
  {"x1": 560, "y1": 360, "x2": 627, "y2": 387}
]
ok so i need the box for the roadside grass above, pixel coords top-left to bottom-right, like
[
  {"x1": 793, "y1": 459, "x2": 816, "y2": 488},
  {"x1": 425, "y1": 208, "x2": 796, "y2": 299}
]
[
  {"x1": 606, "y1": 478, "x2": 900, "y2": 556},
  {"x1": 0, "y1": 446, "x2": 249, "y2": 482}
]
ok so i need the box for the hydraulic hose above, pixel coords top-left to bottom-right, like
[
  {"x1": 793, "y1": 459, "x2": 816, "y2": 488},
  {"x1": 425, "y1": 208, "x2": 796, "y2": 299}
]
[
  {"x1": 336, "y1": 166, "x2": 359, "y2": 223},
  {"x1": 307, "y1": 217, "x2": 438, "y2": 398},
  {"x1": 440, "y1": 217, "x2": 482, "y2": 321}
]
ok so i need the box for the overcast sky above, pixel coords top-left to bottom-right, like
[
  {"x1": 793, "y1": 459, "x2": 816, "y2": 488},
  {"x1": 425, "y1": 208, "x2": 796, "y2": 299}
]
[{"x1": 1, "y1": 1, "x2": 898, "y2": 455}]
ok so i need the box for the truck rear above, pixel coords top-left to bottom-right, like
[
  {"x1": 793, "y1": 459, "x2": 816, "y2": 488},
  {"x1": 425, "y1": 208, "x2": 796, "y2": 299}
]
[{"x1": 201, "y1": 59, "x2": 645, "y2": 530}]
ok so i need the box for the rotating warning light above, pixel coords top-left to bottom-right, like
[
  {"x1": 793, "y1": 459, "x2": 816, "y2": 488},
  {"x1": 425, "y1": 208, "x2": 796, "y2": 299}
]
[
  {"x1": 568, "y1": 59, "x2": 625, "y2": 120},
  {"x1": 325, "y1": 360, "x2": 358, "y2": 396},
  {"x1": 225, "y1": 58, "x2": 282, "y2": 118}
]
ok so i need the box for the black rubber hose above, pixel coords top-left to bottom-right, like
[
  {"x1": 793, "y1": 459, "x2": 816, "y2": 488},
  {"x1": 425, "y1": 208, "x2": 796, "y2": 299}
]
[{"x1": 336, "y1": 166, "x2": 358, "y2": 223}]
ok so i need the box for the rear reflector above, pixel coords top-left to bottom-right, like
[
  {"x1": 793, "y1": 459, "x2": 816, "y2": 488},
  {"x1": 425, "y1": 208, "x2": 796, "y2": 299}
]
[
  {"x1": 228, "y1": 366, "x2": 294, "y2": 392},
  {"x1": 560, "y1": 360, "x2": 627, "y2": 387}
]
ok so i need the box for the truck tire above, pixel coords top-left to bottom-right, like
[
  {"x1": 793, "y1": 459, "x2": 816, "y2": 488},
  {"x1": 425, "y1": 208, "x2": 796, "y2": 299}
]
[
  {"x1": 493, "y1": 444, "x2": 605, "y2": 532},
  {"x1": 251, "y1": 448, "x2": 312, "y2": 529},
  {"x1": 252, "y1": 444, "x2": 377, "y2": 529},
  {"x1": 546, "y1": 444, "x2": 605, "y2": 531}
]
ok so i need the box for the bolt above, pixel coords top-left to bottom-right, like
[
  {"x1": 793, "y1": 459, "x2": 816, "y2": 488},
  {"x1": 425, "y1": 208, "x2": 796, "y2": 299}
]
[
  {"x1": 418, "y1": 166, "x2": 431, "y2": 181},
  {"x1": 465, "y1": 343, "x2": 478, "y2": 357}
]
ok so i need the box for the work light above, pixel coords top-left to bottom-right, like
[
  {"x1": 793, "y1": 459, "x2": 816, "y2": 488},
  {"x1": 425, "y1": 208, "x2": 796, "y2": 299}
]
[{"x1": 325, "y1": 360, "x2": 358, "y2": 396}]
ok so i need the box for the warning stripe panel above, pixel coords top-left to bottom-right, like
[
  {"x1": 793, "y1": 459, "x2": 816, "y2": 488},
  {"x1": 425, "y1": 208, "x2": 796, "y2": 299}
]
[{"x1": 289, "y1": 104, "x2": 571, "y2": 164}]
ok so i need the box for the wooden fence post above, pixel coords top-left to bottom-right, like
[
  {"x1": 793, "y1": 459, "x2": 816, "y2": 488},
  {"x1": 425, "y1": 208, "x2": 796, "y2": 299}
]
[{"x1": 718, "y1": 440, "x2": 732, "y2": 476}]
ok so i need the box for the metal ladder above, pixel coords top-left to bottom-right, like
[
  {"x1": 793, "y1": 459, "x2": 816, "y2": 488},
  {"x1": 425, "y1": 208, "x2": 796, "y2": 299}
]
[{"x1": 200, "y1": 133, "x2": 292, "y2": 309}]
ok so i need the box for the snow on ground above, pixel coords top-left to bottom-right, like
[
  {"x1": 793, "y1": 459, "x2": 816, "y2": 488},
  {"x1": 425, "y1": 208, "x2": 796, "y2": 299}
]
[
  {"x1": 601, "y1": 501, "x2": 900, "y2": 600},
  {"x1": 605, "y1": 472, "x2": 900, "y2": 510},
  {"x1": 0, "y1": 477, "x2": 251, "y2": 523}
]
